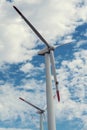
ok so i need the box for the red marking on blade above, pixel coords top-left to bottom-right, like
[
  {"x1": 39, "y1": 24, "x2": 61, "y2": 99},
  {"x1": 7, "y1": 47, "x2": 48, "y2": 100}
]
[{"x1": 56, "y1": 90, "x2": 60, "y2": 102}]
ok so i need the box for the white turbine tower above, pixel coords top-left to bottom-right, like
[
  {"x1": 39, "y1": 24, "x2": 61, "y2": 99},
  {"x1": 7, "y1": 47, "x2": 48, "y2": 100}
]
[
  {"x1": 19, "y1": 97, "x2": 45, "y2": 130},
  {"x1": 13, "y1": 6, "x2": 63, "y2": 130}
]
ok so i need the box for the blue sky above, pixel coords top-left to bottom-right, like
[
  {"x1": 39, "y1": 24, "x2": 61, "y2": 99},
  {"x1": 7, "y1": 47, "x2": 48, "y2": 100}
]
[{"x1": 0, "y1": 0, "x2": 87, "y2": 130}]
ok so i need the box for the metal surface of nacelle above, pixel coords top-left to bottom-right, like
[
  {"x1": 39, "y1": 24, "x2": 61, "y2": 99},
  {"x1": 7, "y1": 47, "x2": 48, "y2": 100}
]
[{"x1": 38, "y1": 46, "x2": 54, "y2": 55}]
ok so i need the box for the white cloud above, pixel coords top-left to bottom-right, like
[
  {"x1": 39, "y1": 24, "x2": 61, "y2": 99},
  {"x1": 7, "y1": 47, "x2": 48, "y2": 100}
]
[
  {"x1": 0, "y1": 23, "x2": 38, "y2": 64},
  {"x1": 20, "y1": 63, "x2": 34, "y2": 73}
]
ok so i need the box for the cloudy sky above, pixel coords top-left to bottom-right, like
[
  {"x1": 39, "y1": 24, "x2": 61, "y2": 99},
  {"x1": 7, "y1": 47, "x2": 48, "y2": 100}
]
[{"x1": 0, "y1": 0, "x2": 87, "y2": 130}]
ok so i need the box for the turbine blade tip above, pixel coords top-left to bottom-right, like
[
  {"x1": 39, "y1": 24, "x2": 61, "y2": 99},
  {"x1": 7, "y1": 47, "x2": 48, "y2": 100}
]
[
  {"x1": 19, "y1": 97, "x2": 24, "y2": 101},
  {"x1": 13, "y1": 5, "x2": 16, "y2": 8},
  {"x1": 56, "y1": 90, "x2": 60, "y2": 102}
]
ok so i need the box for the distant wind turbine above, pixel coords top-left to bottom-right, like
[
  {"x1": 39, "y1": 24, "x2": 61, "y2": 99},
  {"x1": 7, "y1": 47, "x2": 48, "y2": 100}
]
[{"x1": 19, "y1": 97, "x2": 46, "y2": 130}]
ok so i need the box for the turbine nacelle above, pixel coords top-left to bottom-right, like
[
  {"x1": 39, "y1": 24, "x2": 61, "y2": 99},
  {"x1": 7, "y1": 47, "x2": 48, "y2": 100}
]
[
  {"x1": 38, "y1": 47, "x2": 54, "y2": 55},
  {"x1": 37, "y1": 110, "x2": 45, "y2": 114},
  {"x1": 19, "y1": 97, "x2": 45, "y2": 130}
]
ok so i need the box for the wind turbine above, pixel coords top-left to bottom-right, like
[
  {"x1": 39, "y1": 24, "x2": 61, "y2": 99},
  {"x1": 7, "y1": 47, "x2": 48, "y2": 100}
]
[
  {"x1": 19, "y1": 97, "x2": 46, "y2": 130},
  {"x1": 13, "y1": 6, "x2": 65, "y2": 130}
]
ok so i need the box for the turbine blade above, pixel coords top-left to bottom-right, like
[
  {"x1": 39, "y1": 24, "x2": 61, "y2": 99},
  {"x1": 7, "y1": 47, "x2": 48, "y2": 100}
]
[
  {"x1": 40, "y1": 114, "x2": 44, "y2": 130},
  {"x1": 56, "y1": 89, "x2": 60, "y2": 102},
  {"x1": 43, "y1": 105, "x2": 47, "y2": 111},
  {"x1": 43, "y1": 113, "x2": 46, "y2": 121},
  {"x1": 19, "y1": 97, "x2": 44, "y2": 112},
  {"x1": 50, "y1": 51, "x2": 60, "y2": 102},
  {"x1": 55, "y1": 42, "x2": 72, "y2": 49},
  {"x1": 13, "y1": 6, "x2": 50, "y2": 48}
]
